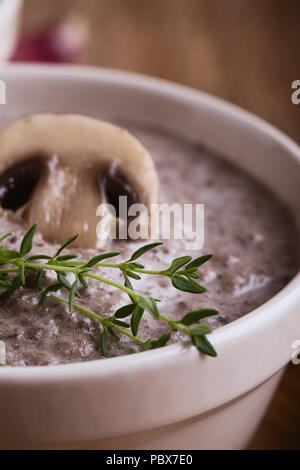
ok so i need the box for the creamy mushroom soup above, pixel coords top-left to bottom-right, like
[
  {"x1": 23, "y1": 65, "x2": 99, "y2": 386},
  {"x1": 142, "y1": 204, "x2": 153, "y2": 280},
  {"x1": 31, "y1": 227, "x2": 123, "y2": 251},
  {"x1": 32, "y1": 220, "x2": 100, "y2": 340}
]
[{"x1": 0, "y1": 119, "x2": 298, "y2": 366}]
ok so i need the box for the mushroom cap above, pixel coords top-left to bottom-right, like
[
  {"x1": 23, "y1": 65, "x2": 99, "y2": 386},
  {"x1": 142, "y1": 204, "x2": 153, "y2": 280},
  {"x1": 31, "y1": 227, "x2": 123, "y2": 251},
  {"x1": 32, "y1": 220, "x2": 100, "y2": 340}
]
[{"x1": 0, "y1": 114, "x2": 160, "y2": 247}]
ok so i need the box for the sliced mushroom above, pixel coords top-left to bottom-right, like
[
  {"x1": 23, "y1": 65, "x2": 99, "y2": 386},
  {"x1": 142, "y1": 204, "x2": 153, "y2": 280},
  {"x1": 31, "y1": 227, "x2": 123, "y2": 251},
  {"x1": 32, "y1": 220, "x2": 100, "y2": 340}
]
[{"x1": 0, "y1": 114, "x2": 160, "y2": 247}]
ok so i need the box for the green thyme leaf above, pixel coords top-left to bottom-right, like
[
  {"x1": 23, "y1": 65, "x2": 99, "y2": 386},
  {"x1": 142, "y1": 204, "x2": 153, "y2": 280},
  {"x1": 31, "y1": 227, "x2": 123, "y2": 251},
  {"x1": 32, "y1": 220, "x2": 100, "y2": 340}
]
[
  {"x1": 56, "y1": 254, "x2": 78, "y2": 262},
  {"x1": 0, "y1": 232, "x2": 13, "y2": 244},
  {"x1": 131, "y1": 305, "x2": 144, "y2": 336},
  {"x1": 124, "y1": 274, "x2": 136, "y2": 303},
  {"x1": 0, "y1": 249, "x2": 20, "y2": 263},
  {"x1": 191, "y1": 335, "x2": 217, "y2": 357},
  {"x1": 115, "y1": 303, "x2": 136, "y2": 318},
  {"x1": 83, "y1": 252, "x2": 120, "y2": 268},
  {"x1": 138, "y1": 296, "x2": 160, "y2": 319},
  {"x1": 69, "y1": 279, "x2": 78, "y2": 311},
  {"x1": 54, "y1": 234, "x2": 79, "y2": 258},
  {"x1": 56, "y1": 272, "x2": 79, "y2": 297},
  {"x1": 178, "y1": 308, "x2": 218, "y2": 326},
  {"x1": 0, "y1": 272, "x2": 10, "y2": 288},
  {"x1": 189, "y1": 324, "x2": 212, "y2": 336},
  {"x1": 27, "y1": 254, "x2": 52, "y2": 261},
  {"x1": 101, "y1": 327, "x2": 108, "y2": 357},
  {"x1": 124, "y1": 274, "x2": 133, "y2": 290},
  {"x1": 168, "y1": 256, "x2": 192, "y2": 274},
  {"x1": 78, "y1": 272, "x2": 89, "y2": 288},
  {"x1": 20, "y1": 223, "x2": 37, "y2": 256},
  {"x1": 186, "y1": 254, "x2": 213, "y2": 271},
  {"x1": 130, "y1": 242, "x2": 163, "y2": 261},
  {"x1": 57, "y1": 272, "x2": 71, "y2": 289},
  {"x1": 0, "y1": 279, "x2": 10, "y2": 288},
  {"x1": 37, "y1": 269, "x2": 44, "y2": 291},
  {"x1": 126, "y1": 271, "x2": 141, "y2": 280},
  {"x1": 126, "y1": 262, "x2": 145, "y2": 269},
  {"x1": 41, "y1": 283, "x2": 62, "y2": 309},
  {"x1": 143, "y1": 329, "x2": 172, "y2": 350},
  {"x1": 112, "y1": 319, "x2": 130, "y2": 328},
  {"x1": 189, "y1": 272, "x2": 200, "y2": 279},
  {"x1": 171, "y1": 274, "x2": 206, "y2": 294},
  {"x1": 10, "y1": 274, "x2": 22, "y2": 294},
  {"x1": 108, "y1": 326, "x2": 120, "y2": 341}
]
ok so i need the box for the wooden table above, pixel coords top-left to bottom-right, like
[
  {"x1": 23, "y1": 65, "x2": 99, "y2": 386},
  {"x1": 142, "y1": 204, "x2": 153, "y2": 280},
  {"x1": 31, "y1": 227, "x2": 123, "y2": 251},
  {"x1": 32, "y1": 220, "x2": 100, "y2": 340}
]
[{"x1": 21, "y1": 0, "x2": 300, "y2": 450}]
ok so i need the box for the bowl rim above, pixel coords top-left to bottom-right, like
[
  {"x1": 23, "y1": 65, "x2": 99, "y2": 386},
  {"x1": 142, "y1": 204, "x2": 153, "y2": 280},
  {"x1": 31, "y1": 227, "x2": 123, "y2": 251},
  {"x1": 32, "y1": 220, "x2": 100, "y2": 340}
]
[{"x1": 0, "y1": 62, "x2": 299, "y2": 379}]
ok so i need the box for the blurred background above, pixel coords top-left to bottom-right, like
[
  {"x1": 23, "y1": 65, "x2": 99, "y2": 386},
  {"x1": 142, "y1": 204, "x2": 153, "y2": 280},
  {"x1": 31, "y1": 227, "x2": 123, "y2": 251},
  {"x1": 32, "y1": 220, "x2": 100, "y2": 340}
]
[
  {"x1": 13, "y1": 0, "x2": 300, "y2": 144},
  {"x1": 7, "y1": 0, "x2": 300, "y2": 449}
]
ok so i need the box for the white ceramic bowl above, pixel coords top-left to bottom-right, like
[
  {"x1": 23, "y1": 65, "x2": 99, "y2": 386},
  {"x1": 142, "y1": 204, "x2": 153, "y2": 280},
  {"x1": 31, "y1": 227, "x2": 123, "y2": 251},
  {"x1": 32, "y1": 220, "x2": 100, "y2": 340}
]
[
  {"x1": 0, "y1": 64, "x2": 299, "y2": 450},
  {"x1": 0, "y1": 0, "x2": 23, "y2": 62}
]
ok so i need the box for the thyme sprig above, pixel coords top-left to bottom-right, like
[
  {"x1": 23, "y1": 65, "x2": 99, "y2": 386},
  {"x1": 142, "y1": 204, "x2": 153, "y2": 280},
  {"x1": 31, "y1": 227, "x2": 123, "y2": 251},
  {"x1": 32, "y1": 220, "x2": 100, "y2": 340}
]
[{"x1": 0, "y1": 224, "x2": 218, "y2": 358}]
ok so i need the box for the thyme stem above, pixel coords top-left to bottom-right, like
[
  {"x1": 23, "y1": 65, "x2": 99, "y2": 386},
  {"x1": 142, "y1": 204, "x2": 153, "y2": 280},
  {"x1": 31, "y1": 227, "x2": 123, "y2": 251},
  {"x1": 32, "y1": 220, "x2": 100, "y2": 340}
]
[
  {"x1": 50, "y1": 294, "x2": 146, "y2": 345},
  {"x1": 0, "y1": 224, "x2": 218, "y2": 358}
]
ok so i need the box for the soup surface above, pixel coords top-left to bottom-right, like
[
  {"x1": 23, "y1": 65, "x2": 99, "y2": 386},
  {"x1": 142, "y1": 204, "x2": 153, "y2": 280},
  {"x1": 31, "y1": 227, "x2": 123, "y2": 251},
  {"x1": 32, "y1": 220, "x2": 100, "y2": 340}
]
[{"x1": 0, "y1": 121, "x2": 298, "y2": 366}]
